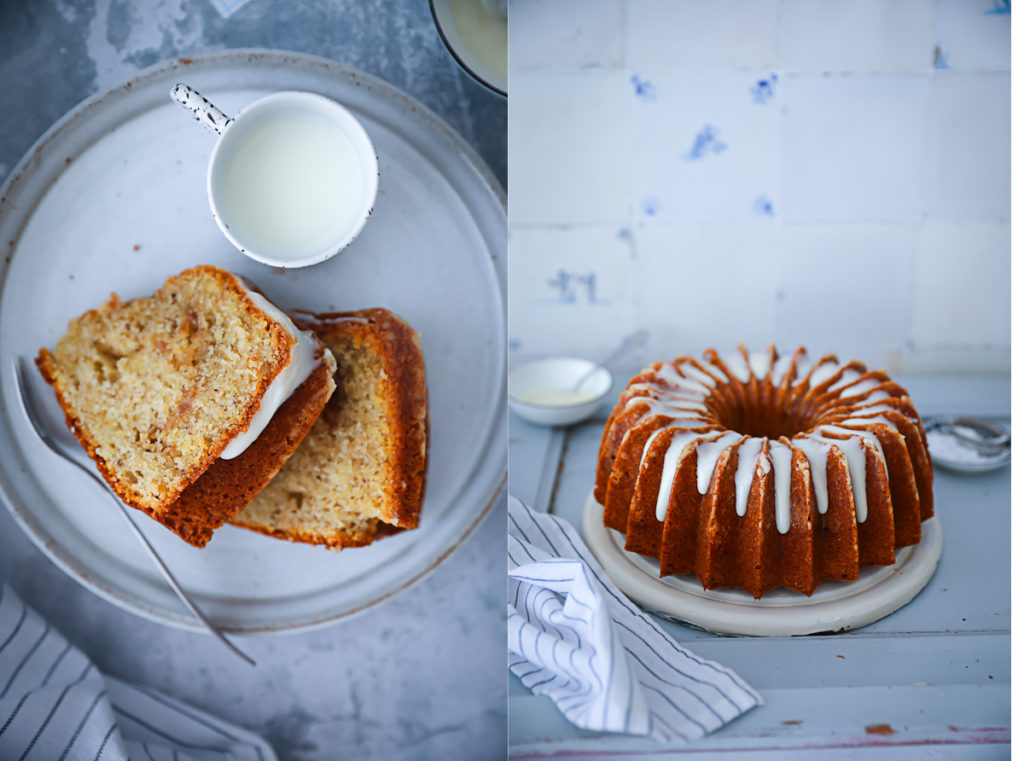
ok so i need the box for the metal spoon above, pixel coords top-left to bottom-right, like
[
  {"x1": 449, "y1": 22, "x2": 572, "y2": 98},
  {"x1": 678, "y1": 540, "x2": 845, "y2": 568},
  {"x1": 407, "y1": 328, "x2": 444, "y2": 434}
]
[
  {"x1": 947, "y1": 417, "x2": 1010, "y2": 456},
  {"x1": 12, "y1": 358, "x2": 255, "y2": 666},
  {"x1": 572, "y1": 330, "x2": 649, "y2": 392}
]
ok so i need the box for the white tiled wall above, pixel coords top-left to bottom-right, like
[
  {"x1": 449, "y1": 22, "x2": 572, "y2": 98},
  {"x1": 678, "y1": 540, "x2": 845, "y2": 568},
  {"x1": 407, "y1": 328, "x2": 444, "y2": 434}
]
[
  {"x1": 508, "y1": 0, "x2": 1010, "y2": 375},
  {"x1": 782, "y1": 74, "x2": 930, "y2": 221}
]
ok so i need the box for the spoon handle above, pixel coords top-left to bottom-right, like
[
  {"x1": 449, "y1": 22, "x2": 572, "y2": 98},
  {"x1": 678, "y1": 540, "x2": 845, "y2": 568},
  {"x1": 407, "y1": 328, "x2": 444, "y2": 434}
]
[
  {"x1": 108, "y1": 492, "x2": 256, "y2": 666},
  {"x1": 171, "y1": 83, "x2": 233, "y2": 136},
  {"x1": 572, "y1": 330, "x2": 649, "y2": 391}
]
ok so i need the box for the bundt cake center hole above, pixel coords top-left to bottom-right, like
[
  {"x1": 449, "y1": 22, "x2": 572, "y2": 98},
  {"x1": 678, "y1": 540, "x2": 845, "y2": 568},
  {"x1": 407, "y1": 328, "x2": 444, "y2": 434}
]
[{"x1": 714, "y1": 395, "x2": 817, "y2": 439}]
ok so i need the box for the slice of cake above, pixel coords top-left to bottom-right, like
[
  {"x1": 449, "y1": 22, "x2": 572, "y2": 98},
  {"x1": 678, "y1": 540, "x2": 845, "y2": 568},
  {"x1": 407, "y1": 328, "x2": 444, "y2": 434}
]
[
  {"x1": 233, "y1": 308, "x2": 428, "y2": 548},
  {"x1": 36, "y1": 265, "x2": 337, "y2": 547}
]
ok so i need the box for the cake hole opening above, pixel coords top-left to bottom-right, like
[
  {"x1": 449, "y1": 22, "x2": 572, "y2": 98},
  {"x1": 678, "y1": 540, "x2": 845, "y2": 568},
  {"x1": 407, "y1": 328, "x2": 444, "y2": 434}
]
[{"x1": 709, "y1": 390, "x2": 818, "y2": 440}]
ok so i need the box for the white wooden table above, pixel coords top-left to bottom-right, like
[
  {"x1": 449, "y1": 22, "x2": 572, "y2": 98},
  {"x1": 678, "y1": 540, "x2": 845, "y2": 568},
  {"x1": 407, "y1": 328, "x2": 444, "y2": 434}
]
[{"x1": 509, "y1": 371, "x2": 1010, "y2": 759}]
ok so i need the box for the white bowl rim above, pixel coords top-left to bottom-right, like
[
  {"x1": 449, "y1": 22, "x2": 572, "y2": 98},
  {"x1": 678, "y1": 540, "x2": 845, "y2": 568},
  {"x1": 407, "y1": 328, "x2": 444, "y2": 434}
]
[
  {"x1": 428, "y1": 0, "x2": 508, "y2": 97},
  {"x1": 508, "y1": 358, "x2": 614, "y2": 411}
]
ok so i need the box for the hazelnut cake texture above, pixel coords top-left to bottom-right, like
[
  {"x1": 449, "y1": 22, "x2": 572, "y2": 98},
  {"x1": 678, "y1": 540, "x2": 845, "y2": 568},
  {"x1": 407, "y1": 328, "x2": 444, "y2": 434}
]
[
  {"x1": 36, "y1": 265, "x2": 336, "y2": 547},
  {"x1": 234, "y1": 308, "x2": 428, "y2": 548}
]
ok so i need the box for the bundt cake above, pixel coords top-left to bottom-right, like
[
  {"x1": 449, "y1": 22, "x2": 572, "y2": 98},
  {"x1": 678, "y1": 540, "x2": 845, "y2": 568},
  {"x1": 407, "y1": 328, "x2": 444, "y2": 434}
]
[
  {"x1": 233, "y1": 308, "x2": 428, "y2": 548},
  {"x1": 36, "y1": 265, "x2": 337, "y2": 547},
  {"x1": 594, "y1": 345, "x2": 934, "y2": 598}
]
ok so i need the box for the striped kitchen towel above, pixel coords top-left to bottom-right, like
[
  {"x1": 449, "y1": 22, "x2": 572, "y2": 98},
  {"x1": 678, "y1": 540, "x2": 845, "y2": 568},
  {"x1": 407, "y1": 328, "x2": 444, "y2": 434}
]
[
  {"x1": 0, "y1": 584, "x2": 275, "y2": 761},
  {"x1": 508, "y1": 496, "x2": 762, "y2": 742}
]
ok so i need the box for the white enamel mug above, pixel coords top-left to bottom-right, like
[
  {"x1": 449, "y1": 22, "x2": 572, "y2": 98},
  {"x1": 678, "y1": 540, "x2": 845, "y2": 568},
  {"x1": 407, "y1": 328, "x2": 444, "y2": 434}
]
[{"x1": 172, "y1": 84, "x2": 379, "y2": 269}]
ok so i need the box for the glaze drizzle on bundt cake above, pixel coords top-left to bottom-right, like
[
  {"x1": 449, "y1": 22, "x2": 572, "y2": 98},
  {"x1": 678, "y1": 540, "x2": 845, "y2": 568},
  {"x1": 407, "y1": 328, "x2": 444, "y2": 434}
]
[{"x1": 594, "y1": 345, "x2": 933, "y2": 598}]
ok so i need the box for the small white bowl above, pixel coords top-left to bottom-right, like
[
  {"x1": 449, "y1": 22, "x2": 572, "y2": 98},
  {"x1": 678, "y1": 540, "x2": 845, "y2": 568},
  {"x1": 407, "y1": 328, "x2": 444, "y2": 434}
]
[
  {"x1": 207, "y1": 91, "x2": 378, "y2": 269},
  {"x1": 509, "y1": 358, "x2": 613, "y2": 427},
  {"x1": 430, "y1": 0, "x2": 508, "y2": 96}
]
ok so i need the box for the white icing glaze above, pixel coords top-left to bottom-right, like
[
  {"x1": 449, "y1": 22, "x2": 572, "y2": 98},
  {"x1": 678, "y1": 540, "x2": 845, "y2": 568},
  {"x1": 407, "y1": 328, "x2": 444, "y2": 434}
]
[
  {"x1": 839, "y1": 377, "x2": 883, "y2": 399},
  {"x1": 756, "y1": 451, "x2": 771, "y2": 479},
  {"x1": 644, "y1": 417, "x2": 708, "y2": 450},
  {"x1": 748, "y1": 352, "x2": 771, "y2": 381},
  {"x1": 724, "y1": 352, "x2": 751, "y2": 383},
  {"x1": 219, "y1": 279, "x2": 325, "y2": 460},
  {"x1": 627, "y1": 392, "x2": 708, "y2": 420},
  {"x1": 628, "y1": 380, "x2": 705, "y2": 401},
  {"x1": 642, "y1": 401, "x2": 709, "y2": 420},
  {"x1": 805, "y1": 426, "x2": 887, "y2": 523},
  {"x1": 652, "y1": 362, "x2": 691, "y2": 390},
  {"x1": 863, "y1": 389, "x2": 896, "y2": 406},
  {"x1": 320, "y1": 315, "x2": 369, "y2": 324},
  {"x1": 701, "y1": 358, "x2": 730, "y2": 384},
  {"x1": 839, "y1": 415, "x2": 901, "y2": 439},
  {"x1": 808, "y1": 360, "x2": 840, "y2": 389},
  {"x1": 790, "y1": 353, "x2": 816, "y2": 387},
  {"x1": 845, "y1": 403, "x2": 898, "y2": 418},
  {"x1": 671, "y1": 376, "x2": 714, "y2": 397},
  {"x1": 696, "y1": 431, "x2": 742, "y2": 493},
  {"x1": 789, "y1": 436, "x2": 832, "y2": 515},
  {"x1": 621, "y1": 347, "x2": 915, "y2": 533},
  {"x1": 654, "y1": 430, "x2": 705, "y2": 521},
  {"x1": 808, "y1": 431, "x2": 865, "y2": 521},
  {"x1": 679, "y1": 360, "x2": 719, "y2": 389},
  {"x1": 820, "y1": 424, "x2": 888, "y2": 478},
  {"x1": 733, "y1": 437, "x2": 765, "y2": 516},
  {"x1": 627, "y1": 358, "x2": 744, "y2": 423},
  {"x1": 770, "y1": 352, "x2": 796, "y2": 386},
  {"x1": 833, "y1": 365, "x2": 866, "y2": 391},
  {"x1": 639, "y1": 419, "x2": 714, "y2": 467},
  {"x1": 767, "y1": 440, "x2": 792, "y2": 532}
]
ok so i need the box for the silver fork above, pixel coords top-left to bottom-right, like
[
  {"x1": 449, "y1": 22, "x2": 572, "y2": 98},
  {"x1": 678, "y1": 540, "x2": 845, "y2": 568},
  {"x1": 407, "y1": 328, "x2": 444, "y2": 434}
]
[{"x1": 12, "y1": 357, "x2": 255, "y2": 666}]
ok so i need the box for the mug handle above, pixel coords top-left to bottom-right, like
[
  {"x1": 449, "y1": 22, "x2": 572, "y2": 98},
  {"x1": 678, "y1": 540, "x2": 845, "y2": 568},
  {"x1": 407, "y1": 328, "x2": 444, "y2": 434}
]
[{"x1": 171, "y1": 83, "x2": 234, "y2": 136}]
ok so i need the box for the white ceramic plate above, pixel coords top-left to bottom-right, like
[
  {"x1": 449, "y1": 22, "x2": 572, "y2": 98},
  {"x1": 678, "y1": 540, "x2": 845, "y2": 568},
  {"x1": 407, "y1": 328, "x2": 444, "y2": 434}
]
[
  {"x1": 581, "y1": 495, "x2": 942, "y2": 636},
  {"x1": 0, "y1": 50, "x2": 507, "y2": 633}
]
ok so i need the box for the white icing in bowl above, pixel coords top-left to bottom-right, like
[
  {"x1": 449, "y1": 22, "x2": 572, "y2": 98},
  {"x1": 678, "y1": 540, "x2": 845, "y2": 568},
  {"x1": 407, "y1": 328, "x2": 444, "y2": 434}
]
[{"x1": 509, "y1": 358, "x2": 612, "y2": 427}]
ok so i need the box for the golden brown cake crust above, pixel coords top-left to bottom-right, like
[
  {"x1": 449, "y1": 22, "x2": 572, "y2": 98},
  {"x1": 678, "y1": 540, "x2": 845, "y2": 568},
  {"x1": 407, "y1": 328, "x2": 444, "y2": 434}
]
[
  {"x1": 231, "y1": 307, "x2": 429, "y2": 549},
  {"x1": 36, "y1": 266, "x2": 336, "y2": 547},
  {"x1": 233, "y1": 515, "x2": 406, "y2": 550}
]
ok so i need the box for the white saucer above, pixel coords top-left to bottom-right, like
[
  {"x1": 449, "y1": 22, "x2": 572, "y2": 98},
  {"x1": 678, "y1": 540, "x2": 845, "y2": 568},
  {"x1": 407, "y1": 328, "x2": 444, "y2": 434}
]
[
  {"x1": 580, "y1": 495, "x2": 942, "y2": 637},
  {"x1": 923, "y1": 416, "x2": 1011, "y2": 474}
]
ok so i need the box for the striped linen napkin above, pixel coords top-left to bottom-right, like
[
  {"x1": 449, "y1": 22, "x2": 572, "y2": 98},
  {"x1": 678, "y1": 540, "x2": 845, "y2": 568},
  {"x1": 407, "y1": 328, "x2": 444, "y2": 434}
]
[
  {"x1": 0, "y1": 584, "x2": 275, "y2": 761},
  {"x1": 508, "y1": 496, "x2": 762, "y2": 742}
]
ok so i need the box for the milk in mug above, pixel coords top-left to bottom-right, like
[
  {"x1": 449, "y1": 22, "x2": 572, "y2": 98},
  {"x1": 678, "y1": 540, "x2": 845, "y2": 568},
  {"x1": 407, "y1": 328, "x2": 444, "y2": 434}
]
[{"x1": 212, "y1": 107, "x2": 367, "y2": 262}]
